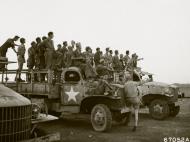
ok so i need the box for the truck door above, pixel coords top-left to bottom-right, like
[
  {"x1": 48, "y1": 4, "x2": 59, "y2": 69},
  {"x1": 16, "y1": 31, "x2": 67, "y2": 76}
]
[{"x1": 61, "y1": 70, "x2": 85, "y2": 105}]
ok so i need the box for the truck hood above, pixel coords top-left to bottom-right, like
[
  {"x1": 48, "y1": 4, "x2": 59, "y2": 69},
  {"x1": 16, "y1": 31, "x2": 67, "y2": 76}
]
[{"x1": 0, "y1": 84, "x2": 31, "y2": 107}]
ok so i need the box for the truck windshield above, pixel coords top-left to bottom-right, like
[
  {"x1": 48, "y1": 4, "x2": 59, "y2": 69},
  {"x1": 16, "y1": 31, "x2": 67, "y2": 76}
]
[{"x1": 65, "y1": 71, "x2": 80, "y2": 82}]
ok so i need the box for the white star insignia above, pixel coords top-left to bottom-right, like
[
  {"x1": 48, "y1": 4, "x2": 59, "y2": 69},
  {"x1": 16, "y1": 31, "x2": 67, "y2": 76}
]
[{"x1": 65, "y1": 86, "x2": 79, "y2": 102}]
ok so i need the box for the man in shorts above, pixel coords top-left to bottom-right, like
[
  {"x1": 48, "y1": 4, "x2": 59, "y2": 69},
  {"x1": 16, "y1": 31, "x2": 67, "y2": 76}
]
[
  {"x1": 15, "y1": 38, "x2": 26, "y2": 82},
  {"x1": 112, "y1": 74, "x2": 150, "y2": 131}
]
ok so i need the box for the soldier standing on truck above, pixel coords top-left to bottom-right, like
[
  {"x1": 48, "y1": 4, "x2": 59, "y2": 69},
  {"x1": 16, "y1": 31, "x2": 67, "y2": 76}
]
[
  {"x1": 124, "y1": 50, "x2": 130, "y2": 68},
  {"x1": 104, "y1": 47, "x2": 110, "y2": 67},
  {"x1": 53, "y1": 44, "x2": 64, "y2": 82},
  {"x1": 0, "y1": 35, "x2": 19, "y2": 57},
  {"x1": 83, "y1": 47, "x2": 97, "y2": 78},
  {"x1": 38, "y1": 36, "x2": 47, "y2": 70},
  {"x1": 37, "y1": 36, "x2": 47, "y2": 82},
  {"x1": 73, "y1": 42, "x2": 83, "y2": 58},
  {"x1": 44, "y1": 32, "x2": 55, "y2": 69},
  {"x1": 133, "y1": 54, "x2": 143, "y2": 68},
  {"x1": 27, "y1": 41, "x2": 36, "y2": 82},
  {"x1": 108, "y1": 50, "x2": 113, "y2": 68},
  {"x1": 65, "y1": 46, "x2": 74, "y2": 67},
  {"x1": 119, "y1": 54, "x2": 125, "y2": 70},
  {"x1": 126, "y1": 53, "x2": 136, "y2": 79},
  {"x1": 34, "y1": 37, "x2": 41, "y2": 69},
  {"x1": 94, "y1": 47, "x2": 101, "y2": 66},
  {"x1": 112, "y1": 50, "x2": 122, "y2": 72},
  {"x1": 62, "y1": 41, "x2": 68, "y2": 56},
  {"x1": 61, "y1": 41, "x2": 68, "y2": 68},
  {"x1": 55, "y1": 44, "x2": 64, "y2": 69},
  {"x1": 15, "y1": 38, "x2": 26, "y2": 82},
  {"x1": 71, "y1": 40, "x2": 75, "y2": 49}
]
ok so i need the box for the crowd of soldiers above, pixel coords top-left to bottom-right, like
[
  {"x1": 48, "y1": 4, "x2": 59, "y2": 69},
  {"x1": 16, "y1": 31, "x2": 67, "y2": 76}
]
[
  {"x1": 0, "y1": 31, "x2": 143, "y2": 82},
  {"x1": 0, "y1": 32, "x2": 146, "y2": 132}
]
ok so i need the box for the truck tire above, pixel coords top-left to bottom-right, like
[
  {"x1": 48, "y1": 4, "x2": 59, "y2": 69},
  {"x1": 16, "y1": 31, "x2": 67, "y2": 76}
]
[
  {"x1": 91, "y1": 104, "x2": 112, "y2": 132},
  {"x1": 149, "y1": 99, "x2": 169, "y2": 120},
  {"x1": 169, "y1": 105, "x2": 180, "y2": 117}
]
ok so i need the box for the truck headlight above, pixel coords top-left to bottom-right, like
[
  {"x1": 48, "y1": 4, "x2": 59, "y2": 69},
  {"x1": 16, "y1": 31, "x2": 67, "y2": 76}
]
[{"x1": 31, "y1": 103, "x2": 41, "y2": 119}]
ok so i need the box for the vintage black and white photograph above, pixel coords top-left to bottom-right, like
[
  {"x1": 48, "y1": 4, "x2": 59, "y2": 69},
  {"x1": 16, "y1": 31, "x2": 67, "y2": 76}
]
[{"x1": 0, "y1": 0, "x2": 190, "y2": 142}]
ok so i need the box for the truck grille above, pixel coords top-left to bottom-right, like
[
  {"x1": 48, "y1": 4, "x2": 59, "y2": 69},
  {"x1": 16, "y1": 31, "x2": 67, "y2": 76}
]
[{"x1": 0, "y1": 105, "x2": 31, "y2": 142}]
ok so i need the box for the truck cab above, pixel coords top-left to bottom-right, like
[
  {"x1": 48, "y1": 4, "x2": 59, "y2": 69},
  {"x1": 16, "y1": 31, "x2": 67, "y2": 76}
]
[{"x1": 134, "y1": 71, "x2": 181, "y2": 120}]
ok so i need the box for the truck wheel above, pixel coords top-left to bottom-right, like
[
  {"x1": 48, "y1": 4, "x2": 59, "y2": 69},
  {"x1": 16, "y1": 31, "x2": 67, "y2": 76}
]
[
  {"x1": 149, "y1": 99, "x2": 169, "y2": 120},
  {"x1": 91, "y1": 104, "x2": 112, "y2": 132},
  {"x1": 169, "y1": 105, "x2": 180, "y2": 117}
]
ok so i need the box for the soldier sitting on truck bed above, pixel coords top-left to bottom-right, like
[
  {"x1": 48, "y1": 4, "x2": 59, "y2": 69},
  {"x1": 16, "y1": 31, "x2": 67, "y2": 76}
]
[
  {"x1": 96, "y1": 59, "x2": 113, "y2": 80},
  {"x1": 85, "y1": 76, "x2": 113, "y2": 96}
]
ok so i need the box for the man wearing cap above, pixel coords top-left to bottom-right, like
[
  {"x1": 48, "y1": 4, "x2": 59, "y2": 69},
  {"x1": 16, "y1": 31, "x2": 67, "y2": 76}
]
[{"x1": 0, "y1": 35, "x2": 19, "y2": 57}]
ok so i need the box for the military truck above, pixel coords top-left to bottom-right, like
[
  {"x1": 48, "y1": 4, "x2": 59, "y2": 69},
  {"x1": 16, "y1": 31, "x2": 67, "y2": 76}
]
[
  {"x1": 1, "y1": 67, "x2": 130, "y2": 132},
  {"x1": 134, "y1": 71, "x2": 181, "y2": 120}
]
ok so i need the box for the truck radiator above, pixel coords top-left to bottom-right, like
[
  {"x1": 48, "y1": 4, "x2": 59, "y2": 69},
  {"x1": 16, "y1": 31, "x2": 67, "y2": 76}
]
[{"x1": 0, "y1": 105, "x2": 31, "y2": 142}]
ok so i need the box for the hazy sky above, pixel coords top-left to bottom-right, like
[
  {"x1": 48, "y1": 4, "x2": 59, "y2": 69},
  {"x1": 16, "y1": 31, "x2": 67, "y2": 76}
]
[{"x1": 0, "y1": 0, "x2": 190, "y2": 84}]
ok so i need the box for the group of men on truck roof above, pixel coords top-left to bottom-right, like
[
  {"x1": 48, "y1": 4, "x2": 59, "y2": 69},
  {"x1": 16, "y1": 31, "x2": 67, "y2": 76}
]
[{"x1": 0, "y1": 31, "x2": 143, "y2": 82}]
